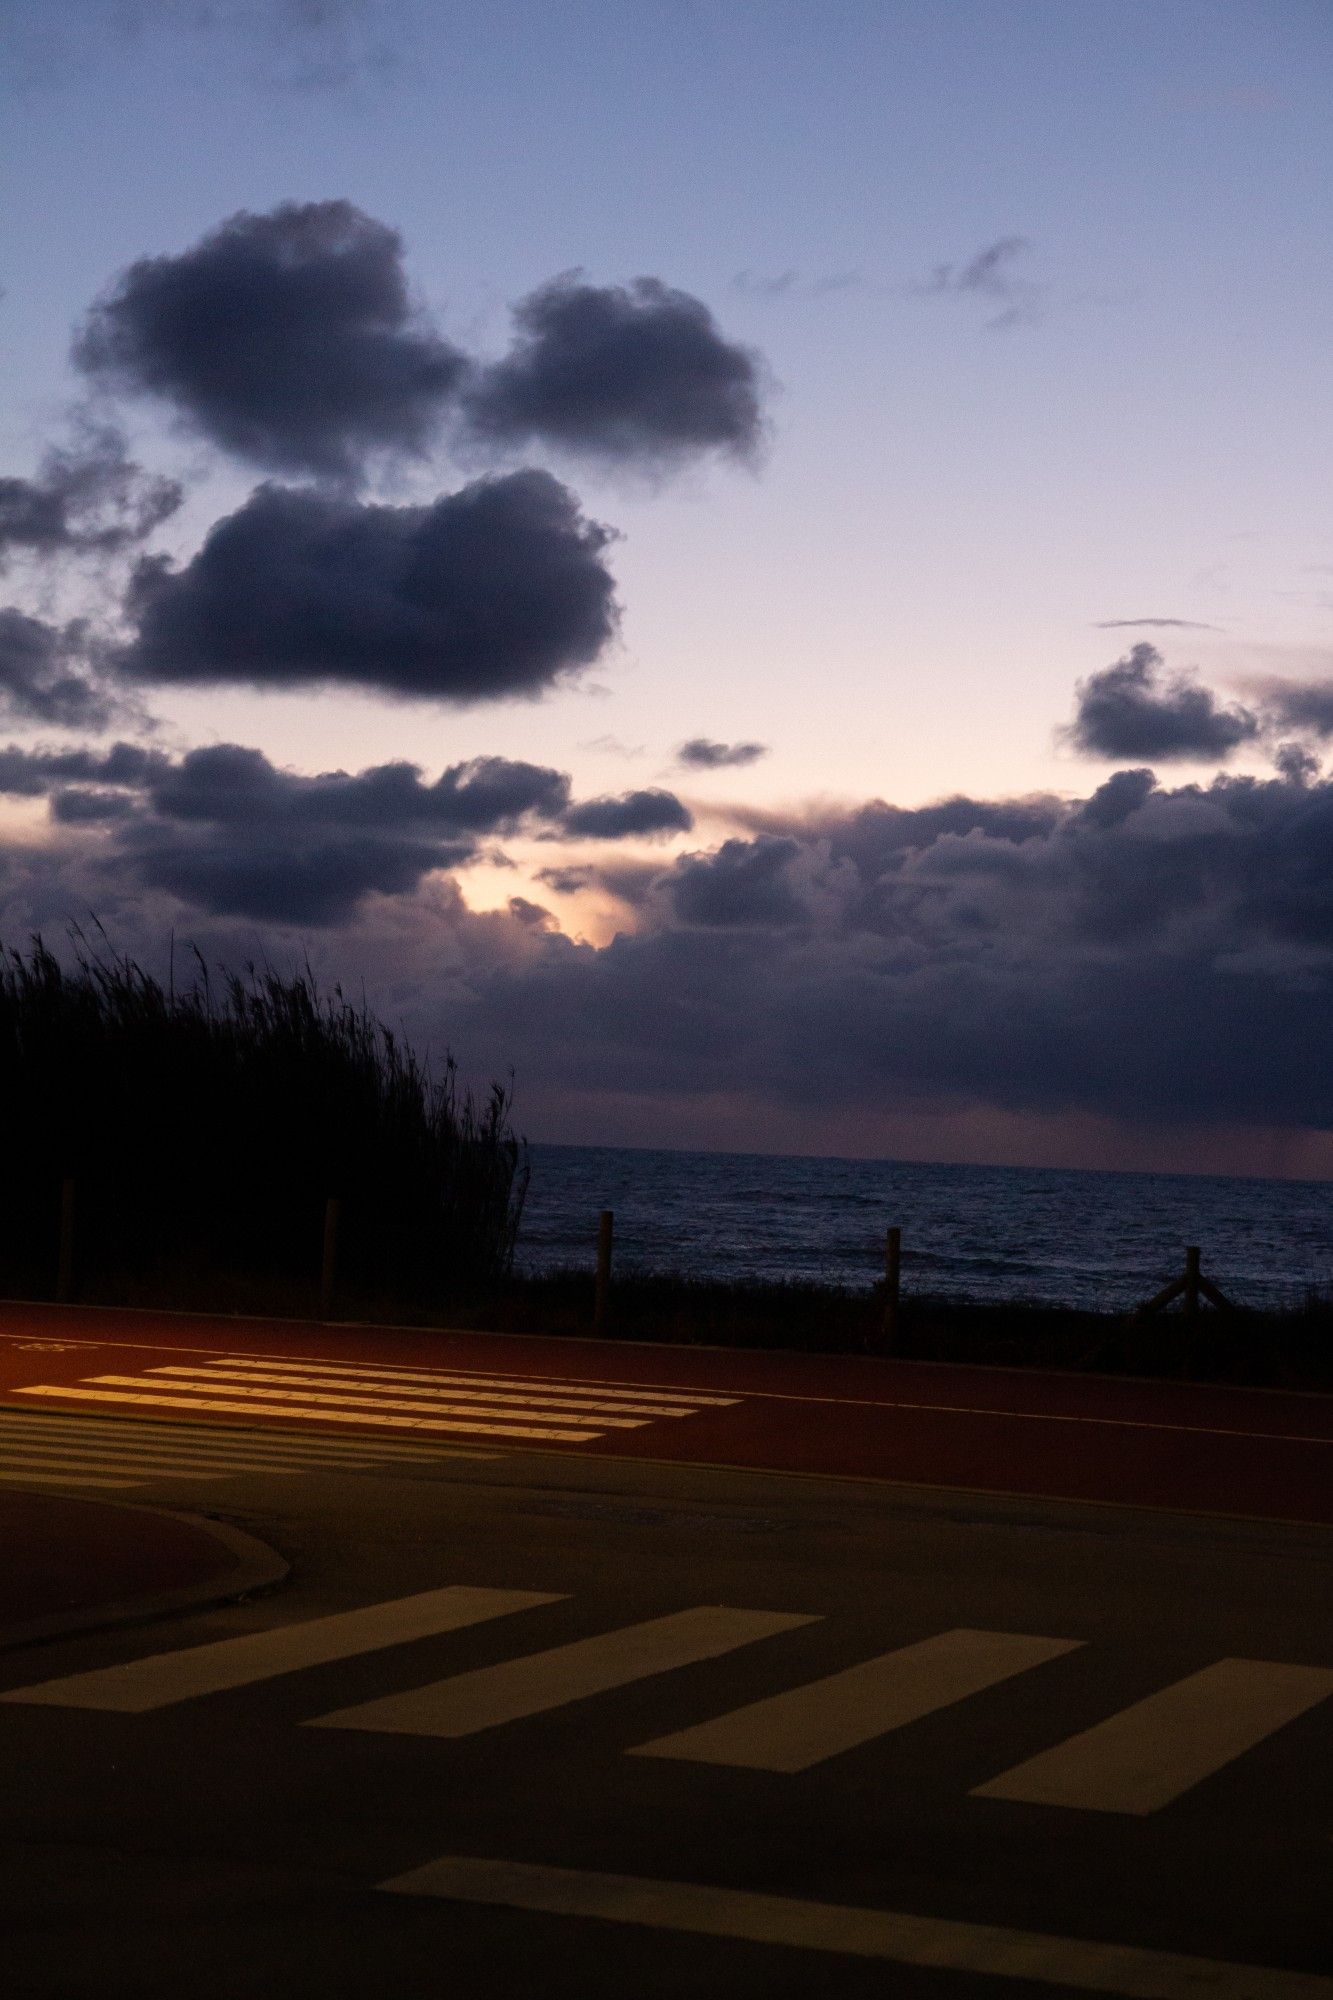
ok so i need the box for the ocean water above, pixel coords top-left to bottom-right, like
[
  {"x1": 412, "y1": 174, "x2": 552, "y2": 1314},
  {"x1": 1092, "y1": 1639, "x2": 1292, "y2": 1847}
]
[{"x1": 515, "y1": 1144, "x2": 1333, "y2": 1312}]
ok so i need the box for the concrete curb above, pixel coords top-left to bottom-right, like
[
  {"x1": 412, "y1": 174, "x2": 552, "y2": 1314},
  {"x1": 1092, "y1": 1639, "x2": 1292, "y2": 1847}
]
[{"x1": 0, "y1": 1502, "x2": 290, "y2": 1654}]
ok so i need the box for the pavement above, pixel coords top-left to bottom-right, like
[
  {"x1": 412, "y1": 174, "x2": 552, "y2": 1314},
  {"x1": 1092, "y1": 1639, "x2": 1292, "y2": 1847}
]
[
  {"x1": 0, "y1": 1442, "x2": 1330, "y2": 1999},
  {"x1": 0, "y1": 1488, "x2": 287, "y2": 1649}
]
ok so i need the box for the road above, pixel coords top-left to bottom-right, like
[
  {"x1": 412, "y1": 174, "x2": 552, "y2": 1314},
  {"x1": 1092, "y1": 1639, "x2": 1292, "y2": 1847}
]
[
  {"x1": 1, "y1": 1303, "x2": 1331, "y2": 1996},
  {"x1": 1, "y1": 1299, "x2": 1331, "y2": 1523}
]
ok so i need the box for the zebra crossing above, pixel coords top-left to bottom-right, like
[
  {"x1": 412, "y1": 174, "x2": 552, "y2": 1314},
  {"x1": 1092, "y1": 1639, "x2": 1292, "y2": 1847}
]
[
  {"x1": 0, "y1": 1406, "x2": 494, "y2": 1489},
  {"x1": 4, "y1": 1584, "x2": 1329, "y2": 1820},
  {"x1": 11, "y1": 1351, "x2": 737, "y2": 1448}
]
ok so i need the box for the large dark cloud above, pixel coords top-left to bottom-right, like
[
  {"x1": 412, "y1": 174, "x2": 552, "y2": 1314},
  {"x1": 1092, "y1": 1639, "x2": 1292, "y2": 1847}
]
[
  {"x1": 465, "y1": 274, "x2": 765, "y2": 463},
  {"x1": 6, "y1": 752, "x2": 1333, "y2": 1138},
  {"x1": 677, "y1": 737, "x2": 768, "y2": 770},
  {"x1": 145, "y1": 743, "x2": 570, "y2": 833},
  {"x1": 446, "y1": 767, "x2": 1333, "y2": 1134},
  {"x1": 2, "y1": 738, "x2": 693, "y2": 923},
  {"x1": 120, "y1": 473, "x2": 618, "y2": 703},
  {"x1": 1065, "y1": 643, "x2": 1259, "y2": 761},
  {"x1": 74, "y1": 201, "x2": 467, "y2": 480},
  {"x1": 0, "y1": 424, "x2": 181, "y2": 569},
  {"x1": 0, "y1": 610, "x2": 117, "y2": 729},
  {"x1": 560, "y1": 789, "x2": 692, "y2": 840}
]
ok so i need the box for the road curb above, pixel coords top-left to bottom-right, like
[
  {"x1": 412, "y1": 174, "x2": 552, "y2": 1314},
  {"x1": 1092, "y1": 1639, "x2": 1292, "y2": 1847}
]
[{"x1": 0, "y1": 1500, "x2": 289, "y2": 1654}]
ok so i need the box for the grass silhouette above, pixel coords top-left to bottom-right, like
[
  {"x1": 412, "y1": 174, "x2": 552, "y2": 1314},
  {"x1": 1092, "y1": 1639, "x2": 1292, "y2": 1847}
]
[{"x1": 0, "y1": 931, "x2": 527, "y2": 1311}]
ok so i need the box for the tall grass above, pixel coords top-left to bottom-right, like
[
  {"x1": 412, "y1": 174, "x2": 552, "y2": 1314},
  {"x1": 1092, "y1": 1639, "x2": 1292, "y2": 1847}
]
[{"x1": 0, "y1": 933, "x2": 527, "y2": 1308}]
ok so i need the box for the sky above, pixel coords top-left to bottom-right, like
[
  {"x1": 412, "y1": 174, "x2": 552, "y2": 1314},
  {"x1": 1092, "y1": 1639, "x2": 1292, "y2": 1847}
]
[{"x1": 2, "y1": 0, "x2": 1332, "y2": 1177}]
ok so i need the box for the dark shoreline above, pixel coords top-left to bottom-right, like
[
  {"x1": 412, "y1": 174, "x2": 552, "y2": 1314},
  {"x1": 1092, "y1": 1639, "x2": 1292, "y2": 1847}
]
[{"x1": 36, "y1": 1264, "x2": 1333, "y2": 1394}]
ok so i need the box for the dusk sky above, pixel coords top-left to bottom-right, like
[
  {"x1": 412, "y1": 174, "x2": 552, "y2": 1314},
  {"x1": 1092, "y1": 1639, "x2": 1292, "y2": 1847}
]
[{"x1": 3, "y1": 0, "x2": 1332, "y2": 1175}]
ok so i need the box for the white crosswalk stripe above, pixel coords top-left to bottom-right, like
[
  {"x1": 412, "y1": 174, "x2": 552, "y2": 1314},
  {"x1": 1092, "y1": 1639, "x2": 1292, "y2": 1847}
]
[
  {"x1": 972, "y1": 1657, "x2": 1333, "y2": 1814},
  {"x1": 0, "y1": 1407, "x2": 493, "y2": 1488},
  {"x1": 12, "y1": 1352, "x2": 739, "y2": 1447},
  {"x1": 307, "y1": 1606, "x2": 818, "y2": 1740},
  {"x1": 0, "y1": 1587, "x2": 561, "y2": 1711},
  {"x1": 1, "y1": 1585, "x2": 1327, "y2": 1822},
  {"x1": 631, "y1": 1628, "x2": 1082, "y2": 1771}
]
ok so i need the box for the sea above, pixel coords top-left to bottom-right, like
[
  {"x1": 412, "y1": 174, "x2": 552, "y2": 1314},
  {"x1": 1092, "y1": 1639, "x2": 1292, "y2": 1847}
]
[{"x1": 515, "y1": 1144, "x2": 1333, "y2": 1313}]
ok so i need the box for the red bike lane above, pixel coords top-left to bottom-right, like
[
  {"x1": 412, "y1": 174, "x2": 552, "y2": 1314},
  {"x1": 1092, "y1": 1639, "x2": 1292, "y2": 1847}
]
[{"x1": 1, "y1": 1299, "x2": 1330, "y2": 1527}]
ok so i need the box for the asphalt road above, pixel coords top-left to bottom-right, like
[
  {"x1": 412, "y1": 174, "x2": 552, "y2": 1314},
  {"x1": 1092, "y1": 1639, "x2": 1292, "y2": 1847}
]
[{"x1": 2, "y1": 1434, "x2": 1331, "y2": 1998}]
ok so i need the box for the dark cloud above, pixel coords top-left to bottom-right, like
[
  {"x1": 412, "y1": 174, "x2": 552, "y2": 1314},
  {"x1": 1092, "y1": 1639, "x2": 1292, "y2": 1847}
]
[
  {"x1": 1255, "y1": 678, "x2": 1333, "y2": 740},
  {"x1": 1064, "y1": 643, "x2": 1259, "y2": 761},
  {"x1": 7, "y1": 753, "x2": 1333, "y2": 1138},
  {"x1": 145, "y1": 743, "x2": 570, "y2": 833},
  {"x1": 127, "y1": 826, "x2": 457, "y2": 925},
  {"x1": 2, "y1": 735, "x2": 692, "y2": 922},
  {"x1": 0, "y1": 423, "x2": 181, "y2": 569},
  {"x1": 0, "y1": 740, "x2": 169, "y2": 796},
  {"x1": 1273, "y1": 743, "x2": 1321, "y2": 787},
  {"x1": 75, "y1": 201, "x2": 466, "y2": 479},
  {"x1": 0, "y1": 610, "x2": 117, "y2": 729},
  {"x1": 50, "y1": 788, "x2": 139, "y2": 824},
  {"x1": 120, "y1": 473, "x2": 618, "y2": 704},
  {"x1": 444, "y1": 767, "x2": 1333, "y2": 1134},
  {"x1": 560, "y1": 789, "x2": 693, "y2": 840},
  {"x1": 670, "y1": 835, "x2": 806, "y2": 927},
  {"x1": 466, "y1": 274, "x2": 765, "y2": 463},
  {"x1": 677, "y1": 737, "x2": 768, "y2": 770}
]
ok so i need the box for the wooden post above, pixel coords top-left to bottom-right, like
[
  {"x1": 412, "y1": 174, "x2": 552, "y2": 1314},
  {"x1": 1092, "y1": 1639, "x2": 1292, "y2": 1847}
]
[
  {"x1": 320, "y1": 1197, "x2": 341, "y2": 1321},
  {"x1": 56, "y1": 1177, "x2": 76, "y2": 1304},
  {"x1": 1183, "y1": 1244, "x2": 1200, "y2": 1325},
  {"x1": 594, "y1": 1209, "x2": 613, "y2": 1333},
  {"x1": 883, "y1": 1225, "x2": 901, "y2": 1348}
]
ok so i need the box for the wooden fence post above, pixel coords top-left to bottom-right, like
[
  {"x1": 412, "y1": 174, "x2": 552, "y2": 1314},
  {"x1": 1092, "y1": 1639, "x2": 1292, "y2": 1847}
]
[
  {"x1": 320, "y1": 1197, "x2": 341, "y2": 1321},
  {"x1": 594, "y1": 1209, "x2": 613, "y2": 1333},
  {"x1": 883, "y1": 1225, "x2": 901, "y2": 1348},
  {"x1": 56, "y1": 1177, "x2": 76, "y2": 1304},
  {"x1": 1183, "y1": 1244, "x2": 1200, "y2": 1324}
]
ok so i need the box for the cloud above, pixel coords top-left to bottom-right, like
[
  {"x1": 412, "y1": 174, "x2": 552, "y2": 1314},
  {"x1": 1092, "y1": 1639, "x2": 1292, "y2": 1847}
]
[
  {"x1": 1253, "y1": 678, "x2": 1333, "y2": 740},
  {"x1": 75, "y1": 201, "x2": 466, "y2": 479},
  {"x1": 677, "y1": 736, "x2": 768, "y2": 770},
  {"x1": 440, "y1": 767, "x2": 1333, "y2": 1137},
  {"x1": 0, "y1": 422, "x2": 181, "y2": 568},
  {"x1": 7, "y1": 755, "x2": 1333, "y2": 1143},
  {"x1": 120, "y1": 473, "x2": 619, "y2": 704},
  {"x1": 0, "y1": 740, "x2": 169, "y2": 796},
  {"x1": 3, "y1": 1, "x2": 408, "y2": 95},
  {"x1": 465, "y1": 274, "x2": 766, "y2": 464},
  {"x1": 1, "y1": 736, "x2": 695, "y2": 921},
  {"x1": 0, "y1": 610, "x2": 118, "y2": 729},
  {"x1": 1093, "y1": 618, "x2": 1220, "y2": 632},
  {"x1": 926, "y1": 237, "x2": 1044, "y2": 329},
  {"x1": 144, "y1": 743, "x2": 570, "y2": 832},
  {"x1": 1064, "y1": 643, "x2": 1259, "y2": 761},
  {"x1": 559, "y1": 789, "x2": 693, "y2": 840}
]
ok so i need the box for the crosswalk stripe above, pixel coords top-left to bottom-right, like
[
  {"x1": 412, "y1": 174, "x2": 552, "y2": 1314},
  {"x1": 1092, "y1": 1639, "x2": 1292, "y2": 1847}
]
[
  {"x1": 0, "y1": 1446, "x2": 303, "y2": 1478},
  {"x1": 0, "y1": 1586, "x2": 564, "y2": 1712},
  {"x1": 307, "y1": 1606, "x2": 819, "y2": 1740},
  {"x1": 972, "y1": 1658, "x2": 1333, "y2": 1814},
  {"x1": 155, "y1": 1365, "x2": 698, "y2": 1420},
  {"x1": 379, "y1": 1856, "x2": 1333, "y2": 1999},
  {"x1": 86, "y1": 1374, "x2": 636, "y2": 1432},
  {"x1": 0, "y1": 1467, "x2": 138, "y2": 1488},
  {"x1": 16, "y1": 1384, "x2": 596, "y2": 1442},
  {"x1": 0, "y1": 1413, "x2": 449, "y2": 1462},
  {"x1": 142, "y1": 1369, "x2": 659, "y2": 1428},
  {"x1": 631, "y1": 1629, "x2": 1082, "y2": 1772},
  {"x1": 213, "y1": 1356, "x2": 738, "y2": 1407}
]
